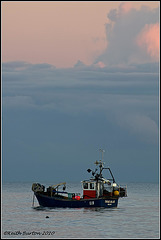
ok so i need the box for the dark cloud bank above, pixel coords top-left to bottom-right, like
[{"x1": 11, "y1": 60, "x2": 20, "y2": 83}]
[{"x1": 2, "y1": 60, "x2": 159, "y2": 183}]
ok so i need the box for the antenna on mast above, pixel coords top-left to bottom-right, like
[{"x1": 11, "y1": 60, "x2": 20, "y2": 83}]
[{"x1": 99, "y1": 148, "x2": 105, "y2": 162}]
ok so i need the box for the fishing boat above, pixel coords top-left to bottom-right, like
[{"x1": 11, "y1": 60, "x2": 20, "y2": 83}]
[{"x1": 32, "y1": 149, "x2": 127, "y2": 208}]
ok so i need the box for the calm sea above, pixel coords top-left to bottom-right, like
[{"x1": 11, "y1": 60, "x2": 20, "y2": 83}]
[{"x1": 2, "y1": 182, "x2": 160, "y2": 239}]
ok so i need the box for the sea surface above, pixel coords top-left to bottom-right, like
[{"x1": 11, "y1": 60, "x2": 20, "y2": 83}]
[{"x1": 2, "y1": 182, "x2": 160, "y2": 239}]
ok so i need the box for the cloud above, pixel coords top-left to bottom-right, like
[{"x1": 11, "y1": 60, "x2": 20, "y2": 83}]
[
  {"x1": 2, "y1": 61, "x2": 159, "y2": 144},
  {"x1": 136, "y1": 23, "x2": 159, "y2": 61},
  {"x1": 95, "y1": 4, "x2": 159, "y2": 66},
  {"x1": 125, "y1": 114, "x2": 159, "y2": 144},
  {"x1": 108, "y1": 97, "x2": 159, "y2": 145},
  {"x1": 74, "y1": 60, "x2": 87, "y2": 68},
  {"x1": 2, "y1": 61, "x2": 56, "y2": 72},
  {"x1": 94, "y1": 61, "x2": 106, "y2": 68},
  {"x1": 108, "y1": 2, "x2": 133, "y2": 21},
  {"x1": 119, "y1": 2, "x2": 132, "y2": 14},
  {"x1": 3, "y1": 95, "x2": 35, "y2": 109}
]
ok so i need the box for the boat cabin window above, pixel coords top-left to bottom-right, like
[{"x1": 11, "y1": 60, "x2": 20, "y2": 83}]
[
  {"x1": 83, "y1": 182, "x2": 95, "y2": 190},
  {"x1": 90, "y1": 183, "x2": 94, "y2": 189},
  {"x1": 83, "y1": 183, "x2": 88, "y2": 189}
]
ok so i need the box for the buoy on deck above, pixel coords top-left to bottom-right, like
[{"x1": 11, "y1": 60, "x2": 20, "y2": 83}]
[
  {"x1": 75, "y1": 196, "x2": 80, "y2": 200},
  {"x1": 114, "y1": 190, "x2": 119, "y2": 196}
]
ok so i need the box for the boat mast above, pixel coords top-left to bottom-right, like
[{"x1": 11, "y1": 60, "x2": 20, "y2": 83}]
[{"x1": 99, "y1": 148, "x2": 105, "y2": 176}]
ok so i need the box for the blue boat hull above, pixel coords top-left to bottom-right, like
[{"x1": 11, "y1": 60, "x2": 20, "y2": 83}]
[{"x1": 35, "y1": 193, "x2": 118, "y2": 208}]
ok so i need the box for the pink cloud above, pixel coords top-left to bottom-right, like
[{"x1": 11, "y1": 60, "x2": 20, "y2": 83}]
[
  {"x1": 95, "y1": 61, "x2": 106, "y2": 68},
  {"x1": 136, "y1": 23, "x2": 159, "y2": 60},
  {"x1": 119, "y1": 2, "x2": 132, "y2": 14}
]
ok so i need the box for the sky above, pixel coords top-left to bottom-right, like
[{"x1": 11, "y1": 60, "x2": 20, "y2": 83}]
[{"x1": 2, "y1": 1, "x2": 160, "y2": 184}]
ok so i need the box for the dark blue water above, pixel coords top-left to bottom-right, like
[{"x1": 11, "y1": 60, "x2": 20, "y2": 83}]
[{"x1": 2, "y1": 182, "x2": 159, "y2": 238}]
